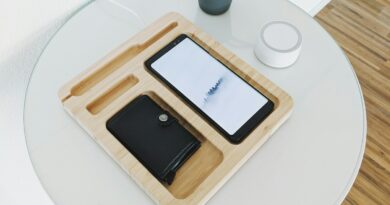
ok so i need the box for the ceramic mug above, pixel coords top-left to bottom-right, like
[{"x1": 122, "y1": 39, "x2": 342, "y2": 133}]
[{"x1": 199, "y1": 0, "x2": 232, "y2": 15}]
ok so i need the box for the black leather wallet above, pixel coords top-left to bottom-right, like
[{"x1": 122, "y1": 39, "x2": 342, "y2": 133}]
[{"x1": 106, "y1": 95, "x2": 201, "y2": 185}]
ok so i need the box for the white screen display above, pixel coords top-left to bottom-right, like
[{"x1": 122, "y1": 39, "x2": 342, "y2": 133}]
[{"x1": 151, "y1": 38, "x2": 268, "y2": 135}]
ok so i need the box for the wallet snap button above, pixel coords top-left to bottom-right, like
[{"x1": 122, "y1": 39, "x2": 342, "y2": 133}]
[
  {"x1": 158, "y1": 112, "x2": 177, "y2": 127},
  {"x1": 158, "y1": 113, "x2": 169, "y2": 122}
]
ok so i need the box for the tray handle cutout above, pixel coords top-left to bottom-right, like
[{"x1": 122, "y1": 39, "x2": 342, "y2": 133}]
[
  {"x1": 87, "y1": 75, "x2": 139, "y2": 115},
  {"x1": 69, "y1": 22, "x2": 178, "y2": 98}
]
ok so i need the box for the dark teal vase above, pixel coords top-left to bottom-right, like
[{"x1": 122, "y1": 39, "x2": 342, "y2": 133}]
[{"x1": 199, "y1": 0, "x2": 232, "y2": 15}]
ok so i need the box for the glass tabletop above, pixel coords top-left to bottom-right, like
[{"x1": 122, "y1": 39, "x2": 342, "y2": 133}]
[{"x1": 24, "y1": 0, "x2": 366, "y2": 204}]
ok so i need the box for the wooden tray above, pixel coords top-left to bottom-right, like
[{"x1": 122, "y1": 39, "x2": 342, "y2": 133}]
[{"x1": 58, "y1": 12, "x2": 293, "y2": 205}]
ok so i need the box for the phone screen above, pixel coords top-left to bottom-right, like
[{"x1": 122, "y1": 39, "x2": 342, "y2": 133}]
[{"x1": 145, "y1": 35, "x2": 273, "y2": 143}]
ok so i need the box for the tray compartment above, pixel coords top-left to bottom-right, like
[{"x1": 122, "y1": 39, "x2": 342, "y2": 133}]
[
  {"x1": 144, "y1": 91, "x2": 223, "y2": 199},
  {"x1": 87, "y1": 75, "x2": 139, "y2": 114}
]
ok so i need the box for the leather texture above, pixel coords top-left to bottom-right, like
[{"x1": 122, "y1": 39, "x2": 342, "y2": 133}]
[{"x1": 106, "y1": 95, "x2": 201, "y2": 185}]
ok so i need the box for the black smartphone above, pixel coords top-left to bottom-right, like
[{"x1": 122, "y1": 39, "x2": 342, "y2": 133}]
[{"x1": 145, "y1": 34, "x2": 274, "y2": 144}]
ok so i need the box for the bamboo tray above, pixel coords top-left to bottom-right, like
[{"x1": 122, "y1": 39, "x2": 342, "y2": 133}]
[{"x1": 58, "y1": 12, "x2": 293, "y2": 205}]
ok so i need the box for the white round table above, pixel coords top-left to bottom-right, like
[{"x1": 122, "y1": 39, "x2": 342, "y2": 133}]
[{"x1": 23, "y1": 0, "x2": 366, "y2": 204}]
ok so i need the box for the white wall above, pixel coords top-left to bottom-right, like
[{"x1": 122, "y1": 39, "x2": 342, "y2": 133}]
[
  {"x1": 0, "y1": 0, "x2": 88, "y2": 64},
  {"x1": 0, "y1": 0, "x2": 329, "y2": 66},
  {"x1": 289, "y1": 0, "x2": 331, "y2": 15},
  {"x1": 0, "y1": 1, "x2": 88, "y2": 205}
]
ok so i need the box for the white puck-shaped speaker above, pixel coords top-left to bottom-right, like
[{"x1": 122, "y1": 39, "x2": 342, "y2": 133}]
[{"x1": 254, "y1": 21, "x2": 302, "y2": 68}]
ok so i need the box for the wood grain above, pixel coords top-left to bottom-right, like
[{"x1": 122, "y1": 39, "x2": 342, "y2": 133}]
[
  {"x1": 58, "y1": 12, "x2": 293, "y2": 205},
  {"x1": 316, "y1": 0, "x2": 390, "y2": 204}
]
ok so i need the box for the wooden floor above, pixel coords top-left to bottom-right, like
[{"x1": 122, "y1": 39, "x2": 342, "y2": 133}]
[{"x1": 316, "y1": 0, "x2": 390, "y2": 204}]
